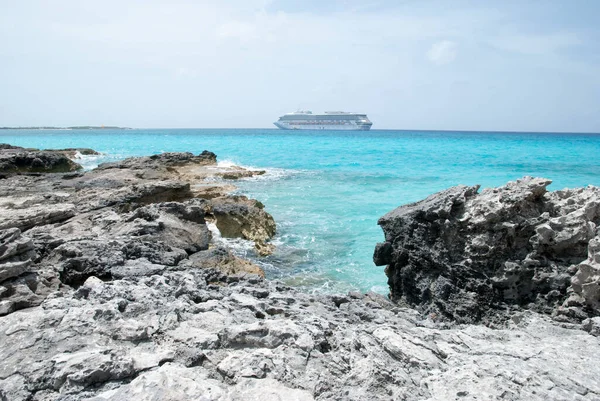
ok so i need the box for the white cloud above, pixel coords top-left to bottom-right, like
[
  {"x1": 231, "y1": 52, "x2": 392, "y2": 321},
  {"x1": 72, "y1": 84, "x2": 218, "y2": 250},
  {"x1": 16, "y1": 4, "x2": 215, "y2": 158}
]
[{"x1": 427, "y1": 40, "x2": 458, "y2": 65}]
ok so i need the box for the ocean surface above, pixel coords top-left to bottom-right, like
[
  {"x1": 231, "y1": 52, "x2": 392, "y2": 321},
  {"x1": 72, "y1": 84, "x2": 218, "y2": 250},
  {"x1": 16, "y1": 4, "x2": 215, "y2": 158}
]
[{"x1": 2, "y1": 128, "x2": 600, "y2": 294}]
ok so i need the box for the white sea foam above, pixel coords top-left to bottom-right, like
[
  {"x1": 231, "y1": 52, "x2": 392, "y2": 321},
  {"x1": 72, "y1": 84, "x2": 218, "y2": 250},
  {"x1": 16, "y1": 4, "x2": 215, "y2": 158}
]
[
  {"x1": 217, "y1": 159, "x2": 296, "y2": 182},
  {"x1": 206, "y1": 222, "x2": 222, "y2": 240},
  {"x1": 75, "y1": 153, "x2": 111, "y2": 170},
  {"x1": 206, "y1": 222, "x2": 256, "y2": 257},
  {"x1": 216, "y1": 159, "x2": 238, "y2": 168}
]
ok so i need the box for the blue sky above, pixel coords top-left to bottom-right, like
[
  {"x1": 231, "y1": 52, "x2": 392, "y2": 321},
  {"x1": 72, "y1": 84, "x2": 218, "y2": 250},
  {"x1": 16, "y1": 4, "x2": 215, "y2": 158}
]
[{"x1": 0, "y1": 0, "x2": 599, "y2": 131}]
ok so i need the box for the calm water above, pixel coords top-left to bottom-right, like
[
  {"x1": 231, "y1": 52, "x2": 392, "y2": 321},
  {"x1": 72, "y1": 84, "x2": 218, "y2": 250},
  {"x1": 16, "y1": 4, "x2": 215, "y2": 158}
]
[{"x1": 2, "y1": 128, "x2": 599, "y2": 293}]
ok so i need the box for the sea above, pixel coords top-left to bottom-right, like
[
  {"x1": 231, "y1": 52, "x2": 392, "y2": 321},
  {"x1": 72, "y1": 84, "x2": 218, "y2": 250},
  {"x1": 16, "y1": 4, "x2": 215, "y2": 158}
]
[{"x1": 2, "y1": 128, "x2": 599, "y2": 294}]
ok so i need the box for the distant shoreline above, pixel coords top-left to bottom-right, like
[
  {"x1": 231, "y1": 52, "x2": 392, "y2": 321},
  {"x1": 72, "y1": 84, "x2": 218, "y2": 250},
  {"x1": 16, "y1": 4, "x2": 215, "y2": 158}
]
[
  {"x1": 1, "y1": 127, "x2": 598, "y2": 135},
  {"x1": 0, "y1": 126, "x2": 130, "y2": 130}
]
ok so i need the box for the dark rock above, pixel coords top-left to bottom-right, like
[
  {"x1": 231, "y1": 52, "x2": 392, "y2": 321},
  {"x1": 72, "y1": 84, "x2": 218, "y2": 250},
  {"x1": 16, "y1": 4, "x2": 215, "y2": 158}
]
[
  {"x1": 96, "y1": 151, "x2": 217, "y2": 171},
  {"x1": 373, "y1": 241, "x2": 393, "y2": 266},
  {"x1": 122, "y1": 241, "x2": 187, "y2": 266},
  {"x1": 375, "y1": 177, "x2": 600, "y2": 323},
  {"x1": 53, "y1": 240, "x2": 125, "y2": 286},
  {"x1": 0, "y1": 147, "x2": 82, "y2": 174},
  {"x1": 0, "y1": 144, "x2": 29, "y2": 150}
]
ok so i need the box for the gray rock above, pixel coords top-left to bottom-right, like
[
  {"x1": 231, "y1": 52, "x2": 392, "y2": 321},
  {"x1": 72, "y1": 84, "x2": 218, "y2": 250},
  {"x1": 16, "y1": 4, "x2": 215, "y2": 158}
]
[
  {"x1": 179, "y1": 247, "x2": 265, "y2": 277},
  {"x1": 567, "y1": 236, "x2": 600, "y2": 314},
  {"x1": 87, "y1": 364, "x2": 226, "y2": 401},
  {"x1": 582, "y1": 316, "x2": 600, "y2": 336},
  {"x1": 0, "y1": 228, "x2": 36, "y2": 282},
  {"x1": 111, "y1": 258, "x2": 166, "y2": 278},
  {"x1": 375, "y1": 177, "x2": 600, "y2": 323},
  {"x1": 0, "y1": 146, "x2": 82, "y2": 175},
  {"x1": 208, "y1": 196, "x2": 276, "y2": 243},
  {"x1": 52, "y1": 240, "x2": 126, "y2": 286},
  {"x1": 0, "y1": 204, "x2": 76, "y2": 231},
  {"x1": 1, "y1": 150, "x2": 598, "y2": 401},
  {"x1": 122, "y1": 240, "x2": 188, "y2": 266},
  {"x1": 96, "y1": 151, "x2": 217, "y2": 171},
  {"x1": 0, "y1": 261, "x2": 598, "y2": 400},
  {"x1": 0, "y1": 148, "x2": 273, "y2": 296},
  {"x1": 0, "y1": 274, "x2": 45, "y2": 316},
  {"x1": 114, "y1": 202, "x2": 211, "y2": 253}
]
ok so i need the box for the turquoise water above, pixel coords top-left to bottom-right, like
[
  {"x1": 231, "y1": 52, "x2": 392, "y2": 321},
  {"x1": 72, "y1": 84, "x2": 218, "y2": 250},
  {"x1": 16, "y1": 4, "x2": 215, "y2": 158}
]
[{"x1": 2, "y1": 128, "x2": 600, "y2": 293}]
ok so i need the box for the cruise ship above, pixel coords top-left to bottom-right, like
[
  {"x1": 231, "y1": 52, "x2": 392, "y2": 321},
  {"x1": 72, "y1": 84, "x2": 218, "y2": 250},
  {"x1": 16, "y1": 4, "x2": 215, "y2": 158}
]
[{"x1": 274, "y1": 111, "x2": 373, "y2": 131}]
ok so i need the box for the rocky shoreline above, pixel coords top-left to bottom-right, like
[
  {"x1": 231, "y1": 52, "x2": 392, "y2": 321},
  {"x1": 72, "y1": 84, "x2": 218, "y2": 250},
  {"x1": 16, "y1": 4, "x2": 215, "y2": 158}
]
[{"x1": 1, "y1": 146, "x2": 599, "y2": 400}]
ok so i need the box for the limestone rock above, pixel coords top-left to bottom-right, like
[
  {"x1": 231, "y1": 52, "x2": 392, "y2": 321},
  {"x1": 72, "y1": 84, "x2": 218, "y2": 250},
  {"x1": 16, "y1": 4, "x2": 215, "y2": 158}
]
[
  {"x1": 96, "y1": 151, "x2": 217, "y2": 171},
  {"x1": 0, "y1": 228, "x2": 36, "y2": 282},
  {"x1": 567, "y1": 236, "x2": 600, "y2": 312},
  {"x1": 375, "y1": 177, "x2": 600, "y2": 323},
  {"x1": 113, "y1": 202, "x2": 211, "y2": 254},
  {"x1": 0, "y1": 205, "x2": 76, "y2": 233},
  {"x1": 582, "y1": 316, "x2": 600, "y2": 336},
  {"x1": 110, "y1": 258, "x2": 166, "y2": 278},
  {"x1": 2, "y1": 267, "x2": 599, "y2": 400},
  {"x1": 0, "y1": 145, "x2": 82, "y2": 174},
  {"x1": 208, "y1": 195, "x2": 276, "y2": 251},
  {"x1": 179, "y1": 247, "x2": 265, "y2": 277},
  {"x1": 0, "y1": 147, "x2": 274, "y2": 313},
  {"x1": 87, "y1": 364, "x2": 226, "y2": 401},
  {"x1": 4, "y1": 149, "x2": 598, "y2": 400},
  {"x1": 122, "y1": 240, "x2": 188, "y2": 267}
]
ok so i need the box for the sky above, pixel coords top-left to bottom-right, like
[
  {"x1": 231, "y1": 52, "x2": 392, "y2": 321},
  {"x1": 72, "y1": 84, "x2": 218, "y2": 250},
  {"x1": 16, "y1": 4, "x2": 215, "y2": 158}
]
[{"x1": 0, "y1": 0, "x2": 599, "y2": 132}]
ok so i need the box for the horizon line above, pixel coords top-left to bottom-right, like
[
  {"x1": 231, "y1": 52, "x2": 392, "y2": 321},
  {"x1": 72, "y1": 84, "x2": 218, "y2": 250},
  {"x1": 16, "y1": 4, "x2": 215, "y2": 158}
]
[{"x1": 1, "y1": 126, "x2": 599, "y2": 135}]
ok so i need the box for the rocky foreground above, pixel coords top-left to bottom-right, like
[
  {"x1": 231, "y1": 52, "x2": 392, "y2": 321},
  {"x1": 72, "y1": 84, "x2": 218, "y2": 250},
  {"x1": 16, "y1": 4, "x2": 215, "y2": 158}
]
[{"x1": 1, "y1": 147, "x2": 599, "y2": 400}]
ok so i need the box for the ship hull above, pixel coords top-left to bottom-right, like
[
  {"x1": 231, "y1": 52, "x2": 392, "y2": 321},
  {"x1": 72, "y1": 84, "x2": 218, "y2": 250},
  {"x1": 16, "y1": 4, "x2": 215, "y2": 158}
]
[{"x1": 273, "y1": 122, "x2": 372, "y2": 131}]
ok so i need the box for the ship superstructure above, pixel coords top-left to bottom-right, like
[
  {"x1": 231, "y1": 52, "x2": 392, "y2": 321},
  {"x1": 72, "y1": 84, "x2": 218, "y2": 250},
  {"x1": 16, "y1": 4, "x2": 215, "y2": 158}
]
[{"x1": 274, "y1": 111, "x2": 373, "y2": 131}]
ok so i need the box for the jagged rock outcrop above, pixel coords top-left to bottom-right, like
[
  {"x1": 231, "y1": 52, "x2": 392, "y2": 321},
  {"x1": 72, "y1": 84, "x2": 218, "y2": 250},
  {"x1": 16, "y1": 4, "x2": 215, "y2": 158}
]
[
  {"x1": 375, "y1": 177, "x2": 600, "y2": 323},
  {"x1": 206, "y1": 195, "x2": 276, "y2": 254},
  {"x1": 0, "y1": 146, "x2": 275, "y2": 317},
  {"x1": 0, "y1": 144, "x2": 83, "y2": 174},
  {"x1": 96, "y1": 150, "x2": 217, "y2": 171},
  {"x1": 568, "y1": 237, "x2": 600, "y2": 315}
]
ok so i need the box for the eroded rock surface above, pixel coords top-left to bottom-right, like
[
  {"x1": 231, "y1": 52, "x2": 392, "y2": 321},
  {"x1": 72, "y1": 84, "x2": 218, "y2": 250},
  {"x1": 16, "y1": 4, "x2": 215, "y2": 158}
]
[
  {"x1": 375, "y1": 177, "x2": 600, "y2": 323},
  {"x1": 0, "y1": 144, "x2": 84, "y2": 175},
  {"x1": 1, "y1": 267, "x2": 599, "y2": 400},
  {"x1": 0, "y1": 146, "x2": 275, "y2": 317}
]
